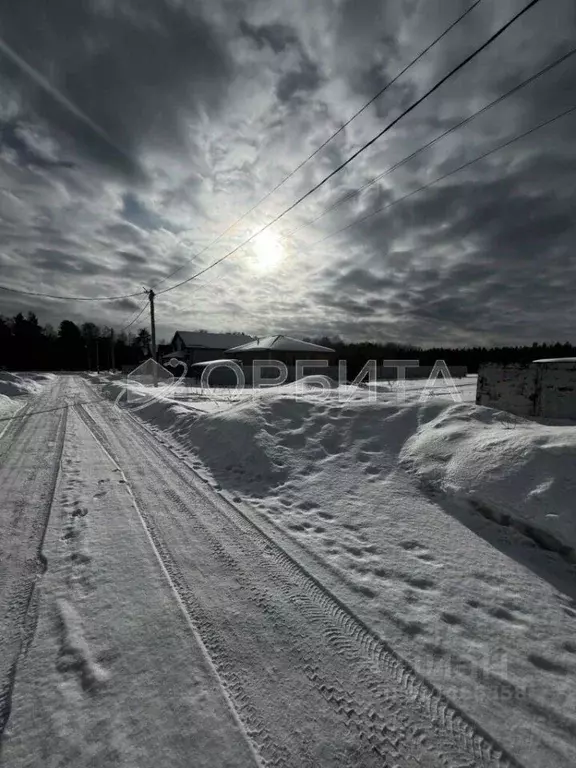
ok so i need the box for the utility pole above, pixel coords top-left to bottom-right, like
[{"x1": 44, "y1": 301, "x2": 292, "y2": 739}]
[
  {"x1": 95, "y1": 339, "x2": 100, "y2": 373},
  {"x1": 148, "y1": 288, "x2": 158, "y2": 387},
  {"x1": 148, "y1": 289, "x2": 157, "y2": 361},
  {"x1": 110, "y1": 328, "x2": 116, "y2": 371}
]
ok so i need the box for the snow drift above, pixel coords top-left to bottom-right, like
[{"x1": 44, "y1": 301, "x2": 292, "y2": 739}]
[
  {"x1": 401, "y1": 403, "x2": 576, "y2": 554},
  {"x1": 0, "y1": 372, "x2": 56, "y2": 425},
  {"x1": 0, "y1": 372, "x2": 56, "y2": 398},
  {"x1": 98, "y1": 375, "x2": 576, "y2": 767},
  {"x1": 102, "y1": 376, "x2": 576, "y2": 553}
]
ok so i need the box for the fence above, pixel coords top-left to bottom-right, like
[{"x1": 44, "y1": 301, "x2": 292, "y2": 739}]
[{"x1": 476, "y1": 359, "x2": 576, "y2": 419}]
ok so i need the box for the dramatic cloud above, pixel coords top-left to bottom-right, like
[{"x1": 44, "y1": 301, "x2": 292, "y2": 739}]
[{"x1": 0, "y1": 0, "x2": 575, "y2": 346}]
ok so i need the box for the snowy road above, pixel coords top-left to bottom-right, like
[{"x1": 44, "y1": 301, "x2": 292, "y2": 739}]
[{"x1": 0, "y1": 376, "x2": 540, "y2": 766}]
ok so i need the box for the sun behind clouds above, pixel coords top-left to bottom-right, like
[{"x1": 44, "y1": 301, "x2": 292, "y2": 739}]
[{"x1": 251, "y1": 230, "x2": 286, "y2": 272}]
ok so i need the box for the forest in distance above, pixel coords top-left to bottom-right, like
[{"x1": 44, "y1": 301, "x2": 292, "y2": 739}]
[{"x1": 1, "y1": 310, "x2": 575, "y2": 375}]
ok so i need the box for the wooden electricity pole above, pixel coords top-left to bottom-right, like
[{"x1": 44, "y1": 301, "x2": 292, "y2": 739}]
[
  {"x1": 110, "y1": 328, "x2": 116, "y2": 371},
  {"x1": 148, "y1": 289, "x2": 157, "y2": 361},
  {"x1": 148, "y1": 288, "x2": 158, "y2": 386}
]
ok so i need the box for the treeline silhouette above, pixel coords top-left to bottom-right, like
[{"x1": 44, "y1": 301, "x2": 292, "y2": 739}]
[
  {"x1": 307, "y1": 337, "x2": 576, "y2": 376},
  {"x1": 0, "y1": 312, "x2": 152, "y2": 371},
  {"x1": 1, "y1": 311, "x2": 574, "y2": 374}
]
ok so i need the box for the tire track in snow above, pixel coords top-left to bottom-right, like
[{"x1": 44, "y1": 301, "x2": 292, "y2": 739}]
[
  {"x1": 73, "y1": 402, "x2": 265, "y2": 768},
  {"x1": 124, "y1": 410, "x2": 525, "y2": 768},
  {"x1": 76, "y1": 393, "x2": 526, "y2": 768},
  {"x1": 77, "y1": 404, "x2": 403, "y2": 766},
  {"x1": 0, "y1": 382, "x2": 67, "y2": 739}
]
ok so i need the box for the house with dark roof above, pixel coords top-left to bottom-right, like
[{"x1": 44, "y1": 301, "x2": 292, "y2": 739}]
[{"x1": 162, "y1": 330, "x2": 254, "y2": 368}]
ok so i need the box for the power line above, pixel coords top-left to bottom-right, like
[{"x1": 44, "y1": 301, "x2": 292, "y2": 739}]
[
  {"x1": 119, "y1": 270, "x2": 221, "y2": 334},
  {"x1": 310, "y1": 103, "x2": 576, "y2": 250},
  {"x1": 283, "y1": 45, "x2": 576, "y2": 240},
  {"x1": 190, "y1": 103, "x2": 576, "y2": 306},
  {"x1": 0, "y1": 282, "x2": 143, "y2": 302},
  {"x1": 120, "y1": 300, "x2": 149, "y2": 333},
  {"x1": 156, "y1": 0, "x2": 544, "y2": 297},
  {"x1": 153, "y1": 0, "x2": 483, "y2": 289}
]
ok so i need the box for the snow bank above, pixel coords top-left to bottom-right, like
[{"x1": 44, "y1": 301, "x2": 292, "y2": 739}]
[
  {"x1": 401, "y1": 402, "x2": 576, "y2": 553},
  {"x1": 0, "y1": 371, "x2": 56, "y2": 398},
  {"x1": 102, "y1": 374, "x2": 576, "y2": 553},
  {"x1": 98, "y1": 374, "x2": 576, "y2": 766},
  {"x1": 0, "y1": 393, "x2": 20, "y2": 424},
  {"x1": 0, "y1": 372, "x2": 56, "y2": 427}
]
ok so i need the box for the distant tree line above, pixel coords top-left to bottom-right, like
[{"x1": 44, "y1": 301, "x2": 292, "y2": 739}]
[
  {"x1": 308, "y1": 337, "x2": 576, "y2": 376},
  {"x1": 1, "y1": 310, "x2": 574, "y2": 374},
  {"x1": 0, "y1": 312, "x2": 154, "y2": 371}
]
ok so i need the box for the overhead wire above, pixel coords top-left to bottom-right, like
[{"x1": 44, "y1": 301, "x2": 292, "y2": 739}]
[
  {"x1": 0, "y1": 282, "x2": 143, "y2": 302},
  {"x1": 188, "y1": 103, "x2": 576, "y2": 326},
  {"x1": 305, "y1": 103, "x2": 576, "y2": 250},
  {"x1": 119, "y1": 300, "x2": 149, "y2": 334},
  {"x1": 0, "y1": 0, "x2": 549, "y2": 313},
  {"x1": 155, "y1": 0, "x2": 544, "y2": 297},
  {"x1": 152, "y1": 0, "x2": 484, "y2": 288},
  {"x1": 281, "y1": 45, "x2": 576, "y2": 240},
  {"x1": 0, "y1": 1, "x2": 482, "y2": 304}
]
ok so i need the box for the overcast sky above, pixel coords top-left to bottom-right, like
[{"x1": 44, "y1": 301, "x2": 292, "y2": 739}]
[{"x1": 0, "y1": 0, "x2": 575, "y2": 346}]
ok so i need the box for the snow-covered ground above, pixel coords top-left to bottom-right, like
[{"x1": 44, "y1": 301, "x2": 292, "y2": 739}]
[
  {"x1": 97, "y1": 372, "x2": 576, "y2": 767},
  {"x1": 0, "y1": 372, "x2": 56, "y2": 431},
  {"x1": 0, "y1": 371, "x2": 56, "y2": 398},
  {"x1": 103, "y1": 373, "x2": 576, "y2": 552},
  {"x1": 2, "y1": 373, "x2": 575, "y2": 767}
]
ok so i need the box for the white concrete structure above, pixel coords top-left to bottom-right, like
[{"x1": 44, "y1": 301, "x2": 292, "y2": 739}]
[{"x1": 476, "y1": 358, "x2": 576, "y2": 419}]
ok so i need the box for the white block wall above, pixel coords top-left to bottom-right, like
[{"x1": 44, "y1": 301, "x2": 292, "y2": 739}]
[
  {"x1": 477, "y1": 361, "x2": 576, "y2": 419},
  {"x1": 534, "y1": 361, "x2": 576, "y2": 419}
]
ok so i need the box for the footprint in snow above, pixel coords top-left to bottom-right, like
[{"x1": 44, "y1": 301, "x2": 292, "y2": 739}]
[
  {"x1": 527, "y1": 653, "x2": 568, "y2": 674},
  {"x1": 298, "y1": 500, "x2": 318, "y2": 511},
  {"x1": 350, "y1": 583, "x2": 377, "y2": 599},
  {"x1": 399, "y1": 541, "x2": 441, "y2": 567},
  {"x1": 441, "y1": 612, "x2": 462, "y2": 626},
  {"x1": 400, "y1": 540, "x2": 424, "y2": 551},
  {"x1": 346, "y1": 546, "x2": 364, "y2": 558},
  {"x1": 487, "y1": 606, "x2": 526, "y2": 626},
  {"x1": 406, "y1": 576, "x2": 436, "y2": 591},
  {"x1": 402, "y1": 621, "x2": 424, "y2": 637}
]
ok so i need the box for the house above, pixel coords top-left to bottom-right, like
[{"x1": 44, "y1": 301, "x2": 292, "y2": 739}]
[
  {"x1": 162, "y1": 330, "x2": 254, "y2": 368},
  {"x1": 224, "y1": 335, "x2": 336, "y2": 383},
  {"x1": 156, "y1": 343, "x2": 172, "y2": 361},
  {"x1": 225, "y1": 335, "x2": 335, "y2": 367}
]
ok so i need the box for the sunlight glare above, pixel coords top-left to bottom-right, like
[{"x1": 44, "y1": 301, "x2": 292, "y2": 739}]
[{"x1": 251, "y1": 231, "x2": 285, "y2": 271}]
